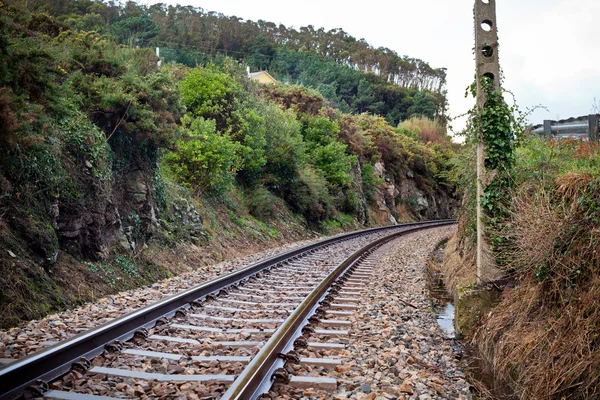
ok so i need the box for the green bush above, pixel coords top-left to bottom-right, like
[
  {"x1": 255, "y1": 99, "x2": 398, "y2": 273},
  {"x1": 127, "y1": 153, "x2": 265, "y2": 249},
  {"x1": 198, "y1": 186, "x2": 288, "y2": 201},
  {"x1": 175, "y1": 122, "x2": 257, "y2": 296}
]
[
  {"x1": 302, "y1": 115, "x2": 355, "y2": 186},
  {"x1": 310, "y1": 141, "x2": 356, "y2": 186},
  {"x1": 286, "y1": 167, "x2": 333, "y2": 221},
  {"x1": 342, "y1": 189, "x2": 362, "y2": 215},
  {"x1": 261, "y1": 103, "x2": 306, "y2": 190},
  {"x1": 165, "y1": 116, "x2": 240, "y2": 193},
  {"x1": 179, "y1": 66, "x2": 242, "y2": 131},
  {"x1": 233, "y1": 105, "x2": 267, "y2": 183},
  {"x1": 514, "y1": 136, "x2": 600, "y2": 185},
  {"x1": 247, "y1": 186, "x2": 285, "y2": 220}
]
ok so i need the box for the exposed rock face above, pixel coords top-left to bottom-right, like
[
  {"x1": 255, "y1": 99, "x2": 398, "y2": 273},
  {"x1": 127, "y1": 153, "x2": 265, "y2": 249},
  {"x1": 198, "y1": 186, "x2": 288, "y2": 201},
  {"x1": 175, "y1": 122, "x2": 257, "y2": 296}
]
[
  {"x1": 54, "y1": 167, "x2": 166, "y2": 260},
  {"x1": 349, "y1": 162, "x2": 368, "y2": 225},
  {"x1": 171, "y1": 198, "x2": 206, "y2": 245},
  {"x1": 56, "y1": 170, "x2": 118, "y2": 260},
  {"x1": 371, "y1": 161, "x2": 458, "y2": 224}
]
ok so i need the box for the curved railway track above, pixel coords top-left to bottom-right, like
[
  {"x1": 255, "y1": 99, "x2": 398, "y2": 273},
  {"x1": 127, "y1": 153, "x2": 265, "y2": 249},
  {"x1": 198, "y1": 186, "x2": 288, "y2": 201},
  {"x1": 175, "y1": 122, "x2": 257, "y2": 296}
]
[{"x1": 0, "y1": 220, "x2": 454, "y2": 400}]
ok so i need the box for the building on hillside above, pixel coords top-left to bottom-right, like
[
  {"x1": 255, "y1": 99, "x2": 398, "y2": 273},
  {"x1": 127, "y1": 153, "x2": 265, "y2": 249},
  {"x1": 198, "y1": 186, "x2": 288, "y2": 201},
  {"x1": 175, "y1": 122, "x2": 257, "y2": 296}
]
[
  {"x1": 531, "y1": 114, "x2": 599, "y2": 142},
  {"x1": 247, "y1": 68, "x2": 278, "y2": 84}
]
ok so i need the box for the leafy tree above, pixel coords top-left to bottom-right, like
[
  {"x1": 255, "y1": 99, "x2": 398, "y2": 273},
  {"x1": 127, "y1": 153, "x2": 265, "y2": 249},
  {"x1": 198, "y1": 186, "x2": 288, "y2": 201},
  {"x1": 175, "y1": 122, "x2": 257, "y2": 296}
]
[
  {"x1": 24, "y1": 0, "x2": 450, "y2": 125},
  {"x1": 407, "y1": 91, "x2": 436, "y2": 120},
  {"x1": 247, "y1": 35, "x2": 275, "y2": 71},
  {"x1": 234, "y1": 106, "x2": 267, "y2": 184},
  {"x1": 352, "y1": 79, "x2": 377, "y2": 114},
  {"x1": 65, "y1": 13, "x2": 106, "y2": 32},
  {"x1": 303, "y1": 116, "x2": 339, "y2": 146},
  {"x1": 302, "y1": 116, "x2": 355, "y2": 186},
  {"x1": 110, "y1": 15, "x2": 159, "y2": 47},
  {"x1": 310, "y1": 141, "x2": 356, "y2": 186}
]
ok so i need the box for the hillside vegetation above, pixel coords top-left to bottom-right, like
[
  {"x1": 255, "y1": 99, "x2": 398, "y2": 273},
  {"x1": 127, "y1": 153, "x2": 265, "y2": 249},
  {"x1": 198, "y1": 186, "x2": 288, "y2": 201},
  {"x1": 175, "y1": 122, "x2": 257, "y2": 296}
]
[
  {"x1": 27, "y1": 0, "x2": 448, "y2": 127},
  {"x1": 0, "y1": 1, "x2": 457, "y2": 328}
]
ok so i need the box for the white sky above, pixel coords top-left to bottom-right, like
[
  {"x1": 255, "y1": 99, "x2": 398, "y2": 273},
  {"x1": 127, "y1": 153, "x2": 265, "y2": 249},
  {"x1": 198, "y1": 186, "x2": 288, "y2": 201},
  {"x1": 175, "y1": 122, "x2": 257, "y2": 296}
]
[{"x1": 141, "y1": 0, "x2": 600, "y2": 134}]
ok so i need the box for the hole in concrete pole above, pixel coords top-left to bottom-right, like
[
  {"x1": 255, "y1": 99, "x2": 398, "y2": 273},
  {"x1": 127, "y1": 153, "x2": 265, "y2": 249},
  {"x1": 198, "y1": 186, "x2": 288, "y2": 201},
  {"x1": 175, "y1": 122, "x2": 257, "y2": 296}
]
[
  {"x1": 483, "y1": 73, "x2": 495, "y2": 83},
  {"x1": 482, "y1": 45, "x2": 493, "y2": 58},
  {"x1": 481, "y1": 0, "x2": 490, "y2": 3},
  {"x1": 481, "y1": 20, "x2": 493, "y2": 31}
]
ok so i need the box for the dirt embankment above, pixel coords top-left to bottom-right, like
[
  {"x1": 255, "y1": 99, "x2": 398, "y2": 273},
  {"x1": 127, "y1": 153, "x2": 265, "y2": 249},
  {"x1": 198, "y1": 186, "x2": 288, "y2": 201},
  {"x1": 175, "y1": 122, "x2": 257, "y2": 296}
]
[{"x1": 440, "y1": 172, "x2": 600, "y2": 399}]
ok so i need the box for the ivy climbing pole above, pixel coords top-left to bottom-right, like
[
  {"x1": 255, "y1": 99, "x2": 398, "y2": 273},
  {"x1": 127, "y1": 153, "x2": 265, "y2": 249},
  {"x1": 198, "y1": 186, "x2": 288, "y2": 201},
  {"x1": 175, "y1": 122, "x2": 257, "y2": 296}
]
[{"x1": 474, "y1": 0, "x2": 504, "y2": 283}]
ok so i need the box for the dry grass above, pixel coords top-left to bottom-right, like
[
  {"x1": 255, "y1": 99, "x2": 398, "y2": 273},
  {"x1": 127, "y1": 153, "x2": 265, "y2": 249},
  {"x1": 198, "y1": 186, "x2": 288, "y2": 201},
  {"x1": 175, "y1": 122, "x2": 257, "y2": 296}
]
[
  {"x1": 398, "y1": 116, "x2": 448, "y2": 144},
  {"x1": 474, "y1": 276, "x2": 600, "y2": 399},
  {"x1": 555, "y1": 172, "x2": 592, "y2": 200},
  {"x1": 472, "y1": 172, "x2": 600, "y2": 399},
  {"x1": 505, "y1": 186, "x2": 564, "y2": 276}
]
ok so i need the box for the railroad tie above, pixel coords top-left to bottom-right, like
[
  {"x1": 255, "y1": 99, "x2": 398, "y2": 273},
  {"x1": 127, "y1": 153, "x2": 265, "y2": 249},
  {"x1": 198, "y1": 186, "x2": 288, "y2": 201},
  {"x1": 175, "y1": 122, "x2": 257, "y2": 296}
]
[{"x1": 121, "y1": 349, "x2": 342, "y2": 367}]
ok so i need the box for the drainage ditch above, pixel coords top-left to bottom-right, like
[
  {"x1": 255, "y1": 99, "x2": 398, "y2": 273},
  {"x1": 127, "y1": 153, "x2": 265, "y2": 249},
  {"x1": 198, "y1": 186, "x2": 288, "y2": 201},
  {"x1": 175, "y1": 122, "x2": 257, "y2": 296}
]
[{"x1": 426, "y1": 239, "x2": 516, "y2": 400}]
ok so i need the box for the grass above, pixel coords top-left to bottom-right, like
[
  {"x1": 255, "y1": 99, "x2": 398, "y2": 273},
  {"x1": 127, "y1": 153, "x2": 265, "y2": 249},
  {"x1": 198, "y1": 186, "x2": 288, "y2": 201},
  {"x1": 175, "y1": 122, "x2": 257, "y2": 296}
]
[{"x1": 323, "y1": 213, "x2": 355, "y2": 233}]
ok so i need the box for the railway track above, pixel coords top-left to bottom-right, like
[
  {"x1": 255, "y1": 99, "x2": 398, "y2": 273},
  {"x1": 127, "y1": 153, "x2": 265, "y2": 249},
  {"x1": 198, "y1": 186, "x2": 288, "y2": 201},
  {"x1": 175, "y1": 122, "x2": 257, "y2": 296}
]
[{"x1": 0, "y1": 220, "x2": 454, "y2": 400}]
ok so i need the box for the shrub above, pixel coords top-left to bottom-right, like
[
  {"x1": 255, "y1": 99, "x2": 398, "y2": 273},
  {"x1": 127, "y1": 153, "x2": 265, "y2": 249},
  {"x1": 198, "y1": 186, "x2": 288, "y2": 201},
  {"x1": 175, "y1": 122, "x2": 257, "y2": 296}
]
[
  {"x1": 286, "y1": 167, "x2": 333, "y2": 221},
  {"x1": 514, "y1": 136, "x2": 600, "y2": 185},
  {"x1": 247, "y1": 186, "x2": 286, "y2": 220},
  {"x1": 233, "y1": 104, "x2": 267, "y2": 184},
  {"x1": 259, "y1": 83, "x2": 325, "y2": 115},
  {"x1": 475, "y1": 169, "x2": 600, "y2": 399},
  {"x1": 302, "y1": 115, "x2": 355, "y2": 186},
  {"x1": 165, "y1": 116, "x2": 240, "y2": 193},
  {"x1": 502, "y1": 137, "x2": 600, "y2": 282},
  {"x1": 309, "y1": 141, "x2": 356, "y2": 186},
  {"x1": 337, "y1": 114, "x2": 377, "y2": 161},
  {"x1": 341, "y1": 189, "x2": 362, "y2": 215},
  {"x1": 302, "y1": 116, "x2": 339, "y2": 146},
  {"x1": 261, "y1": 103, "x2": 306, "y2": 190},
  {"x1": 179, "y1": 66, "x2": 242, "y2": 131}
]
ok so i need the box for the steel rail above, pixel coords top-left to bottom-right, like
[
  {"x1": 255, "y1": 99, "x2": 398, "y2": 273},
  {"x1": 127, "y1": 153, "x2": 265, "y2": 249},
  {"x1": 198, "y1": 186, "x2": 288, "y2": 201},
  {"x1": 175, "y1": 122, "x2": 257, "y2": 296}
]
[
  {"x1": 0, "y1": 220, "x2": 453, "y2": 400},
  {"x1": 222, "y1": 220, "x2": 456, "y2": 399}
]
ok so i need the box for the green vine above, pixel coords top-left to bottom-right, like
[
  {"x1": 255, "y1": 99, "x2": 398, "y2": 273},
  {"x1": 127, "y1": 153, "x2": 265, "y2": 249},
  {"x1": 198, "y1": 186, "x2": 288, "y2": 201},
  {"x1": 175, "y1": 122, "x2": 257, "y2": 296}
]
[
  {"x1": 465, "y1": 75, "x2": 525, "y2": 263},
  {"x1": 477, "y1": 77, "x2": 516, "y2": 170}
]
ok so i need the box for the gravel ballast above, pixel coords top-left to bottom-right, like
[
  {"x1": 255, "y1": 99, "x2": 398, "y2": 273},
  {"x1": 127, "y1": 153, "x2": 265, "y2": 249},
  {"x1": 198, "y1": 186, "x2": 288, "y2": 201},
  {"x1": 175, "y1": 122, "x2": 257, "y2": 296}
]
[
  {"x1": 271, "y1": 225, "x2": 471, "y2": 399},
  {"x1": 0, "y1": 227, "x2": 405, "y2": 362},
  {"x1": 0, "y1": 237, "x2": 322, "y2": 362}
]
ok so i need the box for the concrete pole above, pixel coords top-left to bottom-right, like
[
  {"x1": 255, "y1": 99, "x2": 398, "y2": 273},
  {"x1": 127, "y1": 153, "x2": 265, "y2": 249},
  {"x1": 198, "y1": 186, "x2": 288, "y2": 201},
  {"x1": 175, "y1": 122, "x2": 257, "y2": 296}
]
[
  {"x1": 156, "y1": 47, "x2": 162, "y2": 68},
  {"x1": 543, "y1": 120, "x2": 553, "y2": 138},
  {"x1": 588, "y1": 114, "x2": 599, "y2": 142},
  {"x1": 475, "y1": 0, "x2": 502, "y2": 284}
]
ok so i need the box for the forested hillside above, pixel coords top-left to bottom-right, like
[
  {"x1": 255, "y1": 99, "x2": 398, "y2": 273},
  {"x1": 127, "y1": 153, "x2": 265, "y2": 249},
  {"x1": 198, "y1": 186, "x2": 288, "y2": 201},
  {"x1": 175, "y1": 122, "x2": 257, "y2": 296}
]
[
  {"x1": 26, "y1": 0, "x2": 448, "y2": 126},
  {"x1": 0, "y1": 0, "x2": 457, "y2": 328}
]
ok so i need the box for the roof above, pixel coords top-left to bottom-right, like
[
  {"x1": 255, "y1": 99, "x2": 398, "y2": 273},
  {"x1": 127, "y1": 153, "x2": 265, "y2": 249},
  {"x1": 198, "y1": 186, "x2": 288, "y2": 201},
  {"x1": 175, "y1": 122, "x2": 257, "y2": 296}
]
[{"x1": 248, "y1": 70, "x2": 278, "y2": 83}]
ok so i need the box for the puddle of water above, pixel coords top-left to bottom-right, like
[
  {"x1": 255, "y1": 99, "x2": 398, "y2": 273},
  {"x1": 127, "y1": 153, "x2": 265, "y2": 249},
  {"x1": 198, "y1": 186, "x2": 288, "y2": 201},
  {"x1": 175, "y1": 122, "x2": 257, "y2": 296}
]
[
  {"x1": 426, "y1": 242, "x2": 456, "y2": 339},
  {"x1": 436, "y1": 302, "x2": 455, "y2": 339}
]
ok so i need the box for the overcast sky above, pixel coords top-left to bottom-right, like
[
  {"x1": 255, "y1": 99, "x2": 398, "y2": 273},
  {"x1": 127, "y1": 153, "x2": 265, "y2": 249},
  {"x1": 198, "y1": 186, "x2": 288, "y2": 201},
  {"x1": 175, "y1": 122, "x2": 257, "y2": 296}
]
[{"x1": 142, "y1": 0, "x2": 600, "y2": 134}]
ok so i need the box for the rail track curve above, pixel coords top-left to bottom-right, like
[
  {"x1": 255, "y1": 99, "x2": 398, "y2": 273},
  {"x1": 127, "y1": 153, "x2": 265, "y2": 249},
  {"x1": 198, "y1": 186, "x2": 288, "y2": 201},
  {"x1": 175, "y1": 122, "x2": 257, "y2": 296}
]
[{"x1": 0, "y1": 220, "x2": 454, "y2": 400}]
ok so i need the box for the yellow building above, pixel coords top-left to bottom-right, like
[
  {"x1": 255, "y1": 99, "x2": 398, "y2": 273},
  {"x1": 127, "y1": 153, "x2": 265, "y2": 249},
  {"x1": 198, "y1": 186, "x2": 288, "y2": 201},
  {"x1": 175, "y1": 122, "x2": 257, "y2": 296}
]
[{"x1": 248, "y1": 70, "x2": 278, "y2": 84}]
